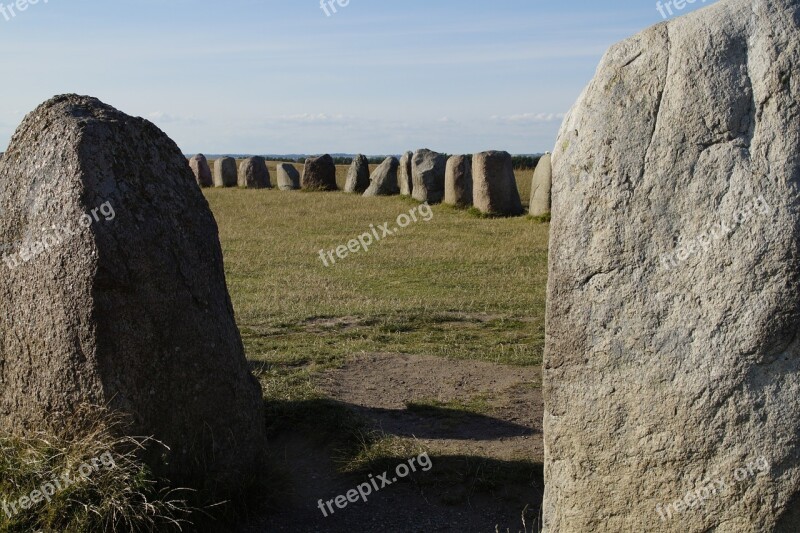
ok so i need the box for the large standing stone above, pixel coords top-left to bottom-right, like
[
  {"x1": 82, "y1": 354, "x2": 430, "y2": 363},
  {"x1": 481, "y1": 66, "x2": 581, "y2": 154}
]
[
  {"x1": 213, "y1": 156, "x2": 237, "y2": 188},
  {"x1": 472, "y1": 151, "x2": 522, "y2": 216},
  {"x1": 444, "y1": 155, "x2": 472, "y2": 208},
  {"x1": 529, "y1": 153, "x2": 552, "y2": 217},
  {"x1": 189, "y1": 154, "x2": 213, "y2": 188},
  {"x1": 276, "y1": 163, "x2": 300, "y2": 190},
  {"x1": 301, "y1": 154, "x2": 338, "y2": 191},
  {"x1": 544, "y1": 1, "x2": 800, "y2": 531},
  {"x1": 363, "y1": 157, "x2": 400, "y2": 197},
  {"x1": 0, "y1": 95, "x2": 266, "y2": 492},
  {"x1": 399, "y1": 151, "x2": 413, "y2": 196},
  {"x1": 344, "y1": 154, "x2": 370, "y2": 193},
  {"x1": 411, "y1": 149, "x2": 447, "y2": 203},
  {"x1": 238, "y1": 156, "x2": 271, "y2": 189}
]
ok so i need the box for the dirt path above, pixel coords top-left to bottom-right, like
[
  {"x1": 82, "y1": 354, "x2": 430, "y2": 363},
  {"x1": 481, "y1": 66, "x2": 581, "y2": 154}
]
[{"x1": 241, "y1": 353, "x2": 544, "y2": 533}]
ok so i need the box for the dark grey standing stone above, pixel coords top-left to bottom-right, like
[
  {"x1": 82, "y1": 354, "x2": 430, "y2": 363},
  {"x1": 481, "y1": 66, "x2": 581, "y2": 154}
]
[
  {"x1": 214, "y1": 157, "x2": 238, "y2": 188},
  {"x1": 0, "y1": 94, "x2": 267, "y2": 493},
  {"x1": 472, "y1": 151, "x2": 523, "y2": 216},
  {"x1": 399, "y1": 151, "x2": 413, "y2": 196},
  {"x1": 301, "y1": 154, "x2": 338, "y2": 191},
  {"x1": 189, "y1": 154, "x2": 213, "y2": 188},
  {"x1": 344, "y1": 155, "x2": 370, "y2": 193},
  {"x1": 276, "y1": 163, "x2": 301, "y2": 190},
  {"x1": 411, "y1": 149, "x2": 447, "y2": 204},
  {"x1": 444, "y1": 155, "x2": 473, "y2": 208},
  {"x1": 238, "y1": 156, "x2": 271, "y2": 189},
  {"x1": 363, "y1": 157, "x2": 400, "y2": 197}
]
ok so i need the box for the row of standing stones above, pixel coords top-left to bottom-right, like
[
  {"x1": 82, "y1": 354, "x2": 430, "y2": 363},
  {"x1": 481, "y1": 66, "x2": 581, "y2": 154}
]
[{"x1": 189, "y1": 149, "x2": 554, "y2": 217}]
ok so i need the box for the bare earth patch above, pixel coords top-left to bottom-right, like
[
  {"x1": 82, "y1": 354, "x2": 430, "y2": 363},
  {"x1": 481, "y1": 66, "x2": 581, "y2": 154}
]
[
  {"x1": 242, "y1": 353, "x2": 543, "y2": 532},
  {"x1": 316, "y1": 353, "x2": 543, "y2": 463}
]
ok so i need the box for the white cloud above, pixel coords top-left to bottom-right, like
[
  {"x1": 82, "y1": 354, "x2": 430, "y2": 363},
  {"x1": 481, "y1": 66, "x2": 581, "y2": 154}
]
[
  {"x1": 490, "y1": 112, "x2": 566, "y2": 124},
  {"x1": 146, "y1": 111, "x2": 201, "y2": 124},
  {"x1": 275, "y1": 113, "x2": 350, "y2": 123}
]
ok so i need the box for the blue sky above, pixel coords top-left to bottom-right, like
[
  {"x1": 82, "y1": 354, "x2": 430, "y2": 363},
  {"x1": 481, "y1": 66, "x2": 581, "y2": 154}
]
[{"x1": 0, "y1": 0, "x2": 718, "y2": 155}]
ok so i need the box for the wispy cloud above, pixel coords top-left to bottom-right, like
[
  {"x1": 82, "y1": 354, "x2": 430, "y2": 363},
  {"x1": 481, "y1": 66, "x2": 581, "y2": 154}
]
[
  {"x1": 490, "y1": 113, "x2": 566, "y2": 124},
  {"x1": 275, "y1": 113, "x2": 350, "y2": 123},
  {"x1": 146, "y1": 111, "x2": 202, "y2": 125}
]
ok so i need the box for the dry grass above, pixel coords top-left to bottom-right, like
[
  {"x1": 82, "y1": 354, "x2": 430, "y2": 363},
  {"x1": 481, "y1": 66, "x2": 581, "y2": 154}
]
[{"x1": 0, "y1": 408, "x2": 192, "y2": 533}]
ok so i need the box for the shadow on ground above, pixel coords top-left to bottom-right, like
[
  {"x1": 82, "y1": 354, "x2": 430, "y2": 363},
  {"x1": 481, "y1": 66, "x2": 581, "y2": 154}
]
[{"x1": 239, "y1": 397, "x2": 543, "y2": 533}]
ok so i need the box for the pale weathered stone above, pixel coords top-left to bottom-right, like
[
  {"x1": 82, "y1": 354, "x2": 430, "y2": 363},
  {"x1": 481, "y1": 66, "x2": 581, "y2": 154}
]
[
  {"x1": 529, "y1": 153, "x2": 551, "y2": 216},
  {"x1": 0, "y1": 94, "x2": 266, "y2": 492},
  {"x1": 544, "y1": 1, "x2": 800, "y2": 531},
  {"x1": 276, "y1": 163, "x2": 300, "y2": 190},
  {"x1": 444, "y1": 155, "x2": 472, "y2": 208},
  {"x1": 238, "y1": 156, "x2": 271, "y2": 189},
  {"x1": 301, "y1": 154, "x2": 337, "y2": 191},
  {"x1": 411, "y1": 149, "x2": 447, "y2": 203},
  {"x1": 345, "y1": 154, "x2": 370, "y2": 193},
  {"x1": 363, "y1": 157, "x2": 400, "y2": 197},
  {"x1": 189, "y1": 154, "x2": 213, "y2": 188},
  {"x1": 472, "y1": 151, "x2": 522, "y2": 216},
  {"x1": 214, "y1": 157, "x2": 237, "y2": 188},
  {"x1": 399, "y1": 151, "x2": 413, "y2": 196}
]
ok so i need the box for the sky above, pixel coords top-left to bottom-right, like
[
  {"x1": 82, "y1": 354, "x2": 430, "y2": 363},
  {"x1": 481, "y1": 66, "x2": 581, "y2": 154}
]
[{"x1": 0, "y1": 0, "x2": 718, "y2": 155}]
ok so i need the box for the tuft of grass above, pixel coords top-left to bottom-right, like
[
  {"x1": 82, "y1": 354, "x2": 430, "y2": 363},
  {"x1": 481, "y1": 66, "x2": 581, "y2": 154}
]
[
  {"x1": 405, "y1": 394, "x2": 492, "y2": 417},
  {"x1": 526, "y1": 212, "x2": 551, "y2": 224},
  {"x1": 341, "y1": 433, "x2": 429, "y2": 474},
  {"x1": 0, "y1": 407, "x2": 193, "y2": 533}
]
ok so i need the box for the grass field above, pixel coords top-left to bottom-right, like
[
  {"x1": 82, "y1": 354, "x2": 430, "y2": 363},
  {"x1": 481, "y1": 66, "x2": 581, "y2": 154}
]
[
  {"x1": 210, "y1": 161, "x2": 547, "y2": 371},
  {"x1": 205, "y1": 161, "x2": 549, "y2": 528}
]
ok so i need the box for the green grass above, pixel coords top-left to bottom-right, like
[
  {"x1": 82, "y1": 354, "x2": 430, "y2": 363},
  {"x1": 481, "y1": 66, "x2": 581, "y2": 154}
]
[
  {"x1": 207, "y1": 166, "x2": 549, "y2": 498},
  {"x1": 209, "y1": 165, "x2": 548, "y2": 370}
]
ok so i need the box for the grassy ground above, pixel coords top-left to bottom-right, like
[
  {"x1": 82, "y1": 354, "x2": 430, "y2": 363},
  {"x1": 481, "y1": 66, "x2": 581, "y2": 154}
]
[
  {"x1": 210, "y1": 162, "x2": 546, "y2": 370},
  {"x1": 207, "y1": 162, "x2": 548, "y2": 493}
]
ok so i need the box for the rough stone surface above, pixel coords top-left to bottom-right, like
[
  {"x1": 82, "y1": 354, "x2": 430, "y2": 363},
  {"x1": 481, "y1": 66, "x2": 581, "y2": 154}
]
[
  {"x1": 444, "y1": 155, "x2": 473, "y2": 208},
  {"x1": 363, "y1": 157, "x2": 400, "y2": 197},
  {"x1": 399, "y1": 151, "x2": 413, "y2": 196},
  {"x1": 276, "y1": 163, "x2": 301, "y2": 190},
  {"x1": 0, "y1": 95, "x2": 267, "y2": 492},
  {"x1": 214, "y1": 156, "x2": 238, "y2": 188},
  {"x1": 189, "y1": 154, "x2": 213, "y2": 188},
  {"x1": 411, "y1": 149, "x2": 447, "y2": 203},
  {"x1": 301, "y1": 154, "x2": 338, "y2": 191},
  {"x1": 529, "y1": 153, "x2": 552, "y2": 216},
  {"x1": 471, "y1": 151, "x2": 522, "y2": 216},
  {"x1": 238, "y1": 156, "x2": 271, "y2": 189},
  {"x1": 344, "y1": 155, "x2": 370, "y2": 193},
  {"x1": 544, "y1": 1, "x2": 800, "y2": 531}
]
